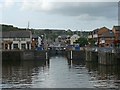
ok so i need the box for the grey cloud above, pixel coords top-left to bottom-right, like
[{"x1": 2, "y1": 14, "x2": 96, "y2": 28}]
[
  {"x1": 23, "y1": 2, "x2": 118, "y2": 21},
  {"x1": 41, "y1": 2, "x2": 118, "y2": 20}
]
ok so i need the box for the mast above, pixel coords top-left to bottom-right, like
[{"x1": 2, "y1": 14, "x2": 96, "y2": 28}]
[{"x1": 27, "y1": 21, "x2": 30, "y2": 30}]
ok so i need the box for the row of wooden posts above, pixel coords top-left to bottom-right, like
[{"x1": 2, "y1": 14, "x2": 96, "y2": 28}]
[
  {"x1": 66, "y1": 47, "x2": 120, "y2": 65},
  {"x1": 85, "y1": 50, "x2": 120, "y2": 65}
]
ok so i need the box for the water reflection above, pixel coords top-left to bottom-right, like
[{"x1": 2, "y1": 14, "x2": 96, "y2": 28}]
[
  {"x1": 2, "y1": 56, "x2": 120, "y2": 88},
  {"x1": 2, "y1": 59, "x2": 49, "y2": 88},
  {"x1": 86, "y1": 62, "x2": 120, "y2": 88}
]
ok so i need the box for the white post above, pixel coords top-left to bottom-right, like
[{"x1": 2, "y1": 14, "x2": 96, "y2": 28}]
[
  {"x1": 19, "y1": 43, "x2": 21, "y2": 50},
  {"x1": 8, "y1": 44, "x2": 10, "y2": 50},
  {"x1": 46, "y1": 52, "x2": 48, "y2": 60},
  {"x1": 71, "y1": 50, "x2": 72, "y2": 60},
  {"x1": 71, "y1": 60, "x2": 73, "y2": 67},
  {"x1": 46, "y1": 60, "x2": 48, "y2": 66},
  {"x1": 29, "y1": 43, "x2": 31, "y2": 50},
  {"x1": 11, "y1": 43, "x2": 13, "y2": 50},
  {"x1": 26, "y1": 43, "x2": 28, "y2": 50}
]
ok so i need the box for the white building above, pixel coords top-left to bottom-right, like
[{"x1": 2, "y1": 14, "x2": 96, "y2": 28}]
[
  {"x1": 70, "y1": 34, "x2": 80, "y2": 45},
  {"x1": 2, "y1": 30, "x2": 32, "y2": 50}
]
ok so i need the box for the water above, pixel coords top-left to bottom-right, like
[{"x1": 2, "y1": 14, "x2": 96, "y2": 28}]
[{"x1": 2, "y1": 56, "x2": 120, "y2": 88}]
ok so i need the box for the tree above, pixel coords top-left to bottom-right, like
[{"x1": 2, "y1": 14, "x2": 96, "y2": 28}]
[
  {"x1": 75, "y1": 37, "x2": 88, "y2": 47},
  {"x1": 88, "y1": 39, "x2": 96, "y2": 46}
]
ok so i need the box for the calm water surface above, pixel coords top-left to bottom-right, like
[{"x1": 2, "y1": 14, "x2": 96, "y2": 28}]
[{"x1": 2, "y1": 56, "x2": 120, "y2": 88}]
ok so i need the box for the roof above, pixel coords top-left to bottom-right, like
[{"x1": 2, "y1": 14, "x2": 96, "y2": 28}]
[
  {"x1": 99, "y1": 26, "x2": 109, "y2": 30},
  {"x1": 2, "y1": 30, "x2": 31, "y2": 38},
  {"x1": 101, "y1": 31, "x2": 114, "y2": 38},
  {"x1": 92, "y1": 29, "x2": 99, "y2": 34},
  {"x1": 113, "y1": 26, "x2": 120, "y2": 30},
  {"x1": 98, "y1": 27, "x2": 109, "y2": 35},
  {"x1": 92, "y1": 27, "x2": 109, "y2": 34},
  {"x1": 32, "y1": 34, "x2": 38, "y2": 39}
]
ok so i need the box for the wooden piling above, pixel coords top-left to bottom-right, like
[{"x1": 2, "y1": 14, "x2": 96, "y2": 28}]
[
  {"x1": 85, "y1": 50, "x2": 98, "y2": 62},
  {"x1": 98, "y1": 52, "x2": 117, "y2": 65}
]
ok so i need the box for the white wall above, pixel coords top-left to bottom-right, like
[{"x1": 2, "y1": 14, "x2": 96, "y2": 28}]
[{"x1": 3, "y1": 38, "x2": 32, "y2": 50}]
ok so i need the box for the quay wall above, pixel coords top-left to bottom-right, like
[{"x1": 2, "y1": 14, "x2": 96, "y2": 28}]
[
  {"x1": 66, "y1": 50, "x2": 85, "y2": 60},
  {"x1": 85, "y1": 50, "x2": 98, "y2": 62},
  {"x1": 85, "y1": 47, "x2": 120, "y2": 65},
  {"x1": 34, "y1": 50, "x2": 47, "y2": 60},
  {"x1": 2, "y1": 47, "x2": 120, "y2": 65},
  {"x1": 2, "y1": 50, "x2": 22, "y2": 60},
  {"x1": 98, "y1": 52, "x2": 117, "y2": 65},
  {"x1": 2, "y1": 50, "x2": 47, "y2": 61}
]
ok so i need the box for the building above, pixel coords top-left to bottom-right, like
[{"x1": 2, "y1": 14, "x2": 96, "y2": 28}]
[
  {"x1": 98, "y1": 27, "x2": 111, "y2": 47},
  {"x1": 99, "y1": 30, "x2": 114, "y2": 47},
  {"x1": 56, "y1": 35, "x2": 70, "y2": 47},
  {"x1": 88, "y1": 27, "x2": 110, "y2": 46},
  {"x1": 70, "y1": 34, "x2": 80, "y2": 45},
  {"x1": 2, "y1": 30, "x2": 32, "y2": 50},
  {"x1": 112, "y1": 26, "x2": 120, "y2": 47}
]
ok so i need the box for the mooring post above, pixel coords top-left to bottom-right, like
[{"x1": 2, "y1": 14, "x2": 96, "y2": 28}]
[
  {"x1": 46, "y1": 51, "x2": 48, "y2": 60},
  {"x1": 46, "y1": 60, "x2": 48, "y2": 66},
  {"x1": 70, "y1": 60, "x2": 73, "y2": 67},
  {"x1": 71, "y1": 50, "x2": 73, "y2": 60}
]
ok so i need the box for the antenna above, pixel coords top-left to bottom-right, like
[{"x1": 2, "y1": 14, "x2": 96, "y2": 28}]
[{"x1": 27, "y1": 21, "x2": 30, "y2": 30}]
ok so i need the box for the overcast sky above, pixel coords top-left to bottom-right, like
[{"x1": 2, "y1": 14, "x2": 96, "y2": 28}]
[{"x1": 0, "y1": 0, "x2": 119, "y2": 31}]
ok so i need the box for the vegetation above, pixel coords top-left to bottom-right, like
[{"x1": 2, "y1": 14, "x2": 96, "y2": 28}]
[
  {"x1": 1, "y1": 24, "x2": 26, "y2": 32},
  {"x1": 88, "y1": 38, "x2": 96, "y2": 46},
  {"x1": 1, "y1": 24, "x2": 90, "y2": 42},
  {"x1": 75, "y1": 37, "x2": 88, "y2": 47}
]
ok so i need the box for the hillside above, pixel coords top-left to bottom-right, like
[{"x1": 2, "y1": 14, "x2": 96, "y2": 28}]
[{"x1": 1, "y1": 24, "x2": 90, "y2": 41}]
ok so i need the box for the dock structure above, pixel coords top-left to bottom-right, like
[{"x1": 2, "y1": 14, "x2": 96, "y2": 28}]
[
  {"x1": 66, "y1": 50, "x2": 85, "y2": 61},
  {"x1": 2, "y1": 46, "x2": 120, "y2": 66},
  {"x1": 98, "y1": 51, "x2": 117, "y2": 65},
  {"x1": 98, "y1": 48, "x2": 118, "y2": 65},
  {"x1": 2, "y1": 50, "x2": 48, "y2": 61},
  {"x1": 2, "y1": 50, "x2": 23, "y2": 61},
  {"x1": 85, "y1": 47, "x2": 120, "y2": 65},
  {"x1": 85, "y1": 47, "x2": 98, "y2": 62}
]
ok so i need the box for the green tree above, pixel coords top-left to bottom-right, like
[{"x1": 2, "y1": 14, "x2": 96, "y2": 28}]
[
  {"x1": 75, "y1": 37, "x2": 88, "y2": 47},
  {"x1": 88, "y1": 39, "x2": 96, "y2": 46}
]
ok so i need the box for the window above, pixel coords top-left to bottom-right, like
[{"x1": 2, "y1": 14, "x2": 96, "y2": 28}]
[
  {"x1": 21, "y1": 38, "x2": 25, "y2": 41},
  {"x1": 21, "y1": 44, "x2": 26, "y2": 49},
  {"x1": 13, "y1": 44, "x2": 18, "y2": 49},
  {"x1": 103, "y1": 38, "x2": 105, "y2": 40}
]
